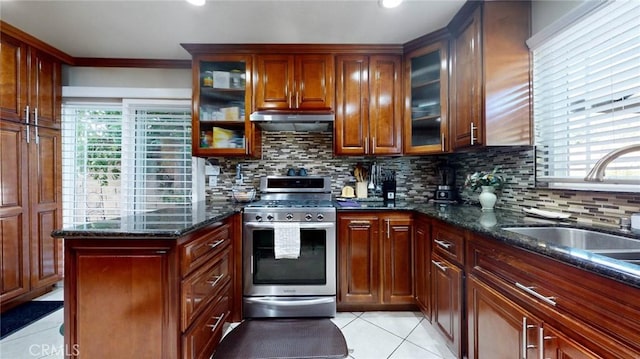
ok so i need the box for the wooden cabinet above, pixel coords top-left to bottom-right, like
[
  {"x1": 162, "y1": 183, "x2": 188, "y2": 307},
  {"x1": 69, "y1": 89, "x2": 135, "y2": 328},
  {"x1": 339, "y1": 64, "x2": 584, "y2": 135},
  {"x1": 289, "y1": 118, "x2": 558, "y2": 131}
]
[
  {"x1": 404, "y1": 39, "x2": 450, "y2": 154},
  {"x1": 0, "y1": 30, "x2": 62, "y2": 129},
  {"x1": 1, "y1": 25, "x2": 65, "y2": 311},
  {"x1": 449, "y1": 1, "x2": 531, "y2": 150},
  {"x1": 468, "y1": 274, "x2": 600, "y2": 359},
  {"x1": 28, "y1": 48, "x2": 61, "y2": 129},
  {"x1": 467, "y1": 233, "x2": 640, "y2": 358},
  {"x1": 467, "y1": 276, "x2": 544, "y2": 359},
  {"x1": 0, "y1": 32, "x2": 28, "y2": 124},
  {"x1": 413, "y1": 215, "x2": 431, "y2": 318},
  {"x1": 0, "y1": 121, "x2": 31, "y2": 305},
  {"x1": 431, "y1": 220, "x2": 466, "y2": 358},
  {"x1": 28, "y1": 125, "x2": 62, "y2": 290},
  {"x1": 188, "y1": 54, "x2": 261, "y2": 157},
  {"x1": 254, "y1": 54, "x2": 333, "y2": 111},
  {"x1": 334, "y1": 54, "x2": 402, "y2": 156},
  {"x1": 62, "y1": 216, "x2": 238, "y2": 359},
  {"x1": 337, "y1": 211, "x2": 413, "y2": 310}
]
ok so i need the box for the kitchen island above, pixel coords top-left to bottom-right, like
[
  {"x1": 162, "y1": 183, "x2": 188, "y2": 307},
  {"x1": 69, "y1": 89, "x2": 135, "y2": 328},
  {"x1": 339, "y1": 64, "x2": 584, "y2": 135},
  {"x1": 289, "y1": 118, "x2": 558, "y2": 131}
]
[
  {"x1": 52, "y1": 202, "x2": 243, "y2": 359},
  {"x1": 53, "y1": 200, "x2": 640, "y2": 358}
]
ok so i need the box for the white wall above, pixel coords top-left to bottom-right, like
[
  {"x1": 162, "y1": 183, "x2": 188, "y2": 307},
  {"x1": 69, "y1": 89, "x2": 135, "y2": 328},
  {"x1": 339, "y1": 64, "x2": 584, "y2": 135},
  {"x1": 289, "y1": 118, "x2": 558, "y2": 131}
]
[
  {"x1": 531, "y1": 0, "x2": 584, "y2": 34},
  {"x1": 62, "y1": 66, "x2": 191, "y2": 88}
]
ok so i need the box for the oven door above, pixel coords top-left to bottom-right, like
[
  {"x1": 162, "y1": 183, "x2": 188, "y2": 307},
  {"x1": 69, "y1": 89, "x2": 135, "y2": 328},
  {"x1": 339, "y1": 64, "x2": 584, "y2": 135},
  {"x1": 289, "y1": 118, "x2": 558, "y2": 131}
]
[{"x1": 243, "y1": 221, "x2": 336, "y2": 296}]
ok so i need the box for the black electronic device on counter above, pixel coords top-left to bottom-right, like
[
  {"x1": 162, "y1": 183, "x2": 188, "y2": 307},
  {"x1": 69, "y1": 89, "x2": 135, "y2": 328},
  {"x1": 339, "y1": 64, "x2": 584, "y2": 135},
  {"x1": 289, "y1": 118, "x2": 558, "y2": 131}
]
[
  {"x1": 382, "y1": 179, "x2": 396, "y2": 205},
  {"x1": 433, "y1": 162, "x2": 458, "y2": 204}
]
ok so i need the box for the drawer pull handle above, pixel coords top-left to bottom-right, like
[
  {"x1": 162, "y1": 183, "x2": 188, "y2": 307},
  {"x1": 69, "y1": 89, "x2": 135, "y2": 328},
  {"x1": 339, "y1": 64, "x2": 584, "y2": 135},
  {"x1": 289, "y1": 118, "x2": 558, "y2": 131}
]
[
  {"x1": 434, "y1": 239, "x2": 452, "y2": 249},
  {"x1": 207, "y1": 274, "x2": 224, "y2": 287},
  {"x1": 206, "y1": 315, "x2": 225, "y2": 332},
  {"x1": 522, "y1": 317, "x2": 537, "y2": 359},
  {"x1": 538, "y1": 327, "x2": 554, "y2": 359},
  {"x1": 431, "y1": 260, "x2": 448, "y2": 272},
  {"x1": 208, "y1": 239, "x2": 225, "y2": 249},
  {"x1": 516, "y1": 282, "x2": 557, "y2": 306}
]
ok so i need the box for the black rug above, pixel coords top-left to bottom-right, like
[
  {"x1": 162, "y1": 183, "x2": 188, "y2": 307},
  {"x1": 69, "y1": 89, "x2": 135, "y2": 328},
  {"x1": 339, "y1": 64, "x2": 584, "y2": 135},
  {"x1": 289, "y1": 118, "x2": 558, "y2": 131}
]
[
  {"x1": 1, "y1": 301, "x2": 64, "y2": 339},
  {"x1": 213, "y1": 318, "x2": 348, "y2": 359}
]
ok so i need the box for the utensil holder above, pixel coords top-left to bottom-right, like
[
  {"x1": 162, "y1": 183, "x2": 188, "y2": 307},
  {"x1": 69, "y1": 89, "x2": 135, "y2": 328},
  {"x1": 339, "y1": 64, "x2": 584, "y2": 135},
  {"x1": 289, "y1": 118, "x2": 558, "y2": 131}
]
[{"x1": 356, "y1": 182, "x2": 368, "y2": 199}]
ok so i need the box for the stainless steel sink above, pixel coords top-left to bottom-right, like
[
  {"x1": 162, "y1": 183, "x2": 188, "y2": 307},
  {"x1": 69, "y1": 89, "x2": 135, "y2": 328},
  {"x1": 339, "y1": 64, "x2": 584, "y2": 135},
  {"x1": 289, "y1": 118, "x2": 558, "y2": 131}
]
[
  {"x1": 594, "y1": 251, "x2": 640, "y2": 265},
  {"x1": 502, "y1": 226, "x2": 640, "y2": 251}
]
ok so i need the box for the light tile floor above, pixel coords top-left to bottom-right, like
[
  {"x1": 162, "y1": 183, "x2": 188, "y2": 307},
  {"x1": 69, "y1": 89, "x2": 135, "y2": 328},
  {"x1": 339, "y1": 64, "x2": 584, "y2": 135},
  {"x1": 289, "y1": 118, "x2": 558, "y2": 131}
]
[
  {"x1": 0, "y1": 284, "x2": 65, "y2": 359},
  {"x1": 2, "y1": 286, "x2": 456, "y2": 359}
]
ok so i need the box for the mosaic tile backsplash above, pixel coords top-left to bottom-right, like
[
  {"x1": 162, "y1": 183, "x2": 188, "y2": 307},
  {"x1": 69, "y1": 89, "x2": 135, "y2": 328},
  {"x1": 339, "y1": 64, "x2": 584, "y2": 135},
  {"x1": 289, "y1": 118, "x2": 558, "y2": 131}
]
[{"x1": 206, "y1": 132, "x2": 639, "y2": 228}]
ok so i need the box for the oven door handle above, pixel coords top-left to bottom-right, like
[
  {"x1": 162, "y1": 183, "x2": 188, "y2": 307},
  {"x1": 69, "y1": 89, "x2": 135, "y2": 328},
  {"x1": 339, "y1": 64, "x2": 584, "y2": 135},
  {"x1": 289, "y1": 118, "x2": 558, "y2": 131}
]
[
  {"x1": 244, "y1": 222, "x2": 335, "y2": 229},
  {"x1": 244, "y1": 297, "x2": 335, "y2": 306}
]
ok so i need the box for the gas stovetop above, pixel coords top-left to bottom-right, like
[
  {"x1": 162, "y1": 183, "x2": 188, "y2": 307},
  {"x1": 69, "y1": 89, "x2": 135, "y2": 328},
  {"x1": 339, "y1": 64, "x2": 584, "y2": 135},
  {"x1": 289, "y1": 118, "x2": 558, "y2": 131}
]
[
  {"x1": 244, "y1": 176, "x2": 336, "y2": 222},
  {"x1": 245, "y1": 199, "x2": 335, "y2": 209}
]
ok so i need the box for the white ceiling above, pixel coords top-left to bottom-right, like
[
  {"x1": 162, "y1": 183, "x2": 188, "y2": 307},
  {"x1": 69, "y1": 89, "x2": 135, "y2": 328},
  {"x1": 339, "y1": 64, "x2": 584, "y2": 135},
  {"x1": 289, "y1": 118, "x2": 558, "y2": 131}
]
[{"x1": 0, "y1": 0, "x2": 466, "y2": 60}]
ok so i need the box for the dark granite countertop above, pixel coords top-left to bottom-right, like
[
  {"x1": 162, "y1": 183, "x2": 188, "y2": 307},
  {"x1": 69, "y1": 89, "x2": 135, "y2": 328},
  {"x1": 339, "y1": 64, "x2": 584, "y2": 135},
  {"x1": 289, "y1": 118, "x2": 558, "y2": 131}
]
[
  {"x1": 336, "y1": 199, "x2": 640, "y2": 289},
  {"x1": 51, "y1": 201, "x2": 243, "y2": 239},
  {"x1": 53, "y1": 198, "x2": 640, "y2": 289}
]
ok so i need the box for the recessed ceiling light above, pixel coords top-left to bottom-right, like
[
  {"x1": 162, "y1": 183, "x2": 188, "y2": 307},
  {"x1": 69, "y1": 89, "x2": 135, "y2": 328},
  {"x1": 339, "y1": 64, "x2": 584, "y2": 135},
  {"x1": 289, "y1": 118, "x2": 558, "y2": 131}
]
[
  {"x1": 379, "y1": 0, "x2": 403, "y2": 9},
  {"x1": 186, "y1": 0, "x2": 205, "y2": 6}
]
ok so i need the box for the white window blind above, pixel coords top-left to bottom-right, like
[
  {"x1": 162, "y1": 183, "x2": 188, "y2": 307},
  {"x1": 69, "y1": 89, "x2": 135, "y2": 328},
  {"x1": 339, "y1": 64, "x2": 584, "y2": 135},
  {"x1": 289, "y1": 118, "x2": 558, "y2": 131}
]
[
  {"x1": 62, "y1": 100, "x2": 192, "y2": 226},
  {"x1": 532, "y1": 0, "x2": 640, "y2": 190}
]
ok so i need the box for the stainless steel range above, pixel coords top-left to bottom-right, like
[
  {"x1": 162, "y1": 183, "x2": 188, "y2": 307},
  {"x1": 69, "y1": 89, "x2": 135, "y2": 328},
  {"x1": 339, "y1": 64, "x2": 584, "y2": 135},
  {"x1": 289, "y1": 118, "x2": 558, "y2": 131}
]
[{"x1": 242, "y1": 176, "x2": 336, "y2": 318}]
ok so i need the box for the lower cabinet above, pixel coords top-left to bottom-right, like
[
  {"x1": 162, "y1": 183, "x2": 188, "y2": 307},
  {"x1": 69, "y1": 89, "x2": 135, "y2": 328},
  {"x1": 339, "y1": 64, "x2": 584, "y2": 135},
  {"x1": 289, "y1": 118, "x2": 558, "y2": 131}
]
[
  {"x1": 432, "y1": 252, "x2": 464, "y2": 358},
  {"x1": 337, "y1": 211, "x2": 414, "y2": 310},
  {"x1": 0, "y1": 120, "x2": 62, "y2": 311},
  {"x1": 467, "y1": 233, "x2": 640, "y2": 358},
  {"x1": 61, "y1": 216, "x2": 238, "y2": 359},
  {"x1": 413, "y1": 215, "x2": 431, "y2": 318},
  {"x1": 467, "y1": 276, "x2": 599, "y2": 359},
  {"x1": 431, "y1": 220, "x2": 466, "y2": 358}
]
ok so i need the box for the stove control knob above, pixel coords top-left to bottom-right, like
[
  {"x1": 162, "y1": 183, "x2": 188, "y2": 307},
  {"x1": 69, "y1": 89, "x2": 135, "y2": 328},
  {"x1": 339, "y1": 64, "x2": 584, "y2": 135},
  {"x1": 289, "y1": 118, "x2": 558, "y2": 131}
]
[
  {"x1": 286, "y1": 213, "x2": 294, "y2": 221},
  {"x1": 317, "y1": 213, "x2": 324, "y2": 221},
  {"x1": 255, "y1": 215, "x2": 263, "y2": 222},
  {"x1": 305, "y1": 213, "x2": 313, "y2": 221},
  {"x1": 266, "y1": 214, "x2": 274, "y2": 221}
]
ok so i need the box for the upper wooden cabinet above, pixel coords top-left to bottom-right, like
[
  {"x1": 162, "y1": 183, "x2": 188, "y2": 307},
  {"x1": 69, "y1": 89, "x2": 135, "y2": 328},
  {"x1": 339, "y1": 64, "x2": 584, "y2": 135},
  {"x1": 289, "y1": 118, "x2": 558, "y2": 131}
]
[
  {"x1": 449, "y1": 1, "x2": 531, "y2": 150},
  {"x1": 0, "y1": 33, "x2": 28, "y2": 124},
  {"x1": 0, "y1": 30, "x2": 62, "y2": 130},
  {"x1": 254, "y1": 54, "x2": 334, "y2": 111},
  {"x1": 188, "y1": 54, "x2": 261, "y2": 158},
  {"x1": 404, "y1": 39, "x2": 450, "y2": 155},
  {"x1": 334, "y1": 54, "x2": 402, "y2": 156}
]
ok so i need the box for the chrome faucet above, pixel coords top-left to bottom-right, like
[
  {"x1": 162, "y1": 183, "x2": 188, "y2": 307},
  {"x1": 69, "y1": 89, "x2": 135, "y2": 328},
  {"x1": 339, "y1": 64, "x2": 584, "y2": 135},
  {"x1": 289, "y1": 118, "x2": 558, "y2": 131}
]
[{"x1": 584, "y1": 144, "x2": 640, "y2": 182}]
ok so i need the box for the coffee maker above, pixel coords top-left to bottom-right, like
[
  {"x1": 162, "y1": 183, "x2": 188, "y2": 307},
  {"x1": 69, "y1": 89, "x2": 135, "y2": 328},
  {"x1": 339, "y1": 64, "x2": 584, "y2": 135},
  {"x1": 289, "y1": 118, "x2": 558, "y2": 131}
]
[
  {"x1": 381, "y1": 170, "x2": 396, "y2": 206},
  {"x1": 433, "y1": 163, "x2": 458, "y2": 203}
]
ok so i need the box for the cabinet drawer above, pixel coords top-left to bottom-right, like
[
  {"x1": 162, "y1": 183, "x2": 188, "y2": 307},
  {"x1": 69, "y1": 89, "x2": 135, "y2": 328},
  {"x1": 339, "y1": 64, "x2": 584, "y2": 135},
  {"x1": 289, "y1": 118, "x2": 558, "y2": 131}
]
[
  {"x1": 181, "y1": 247, "x2": 232, "y2": 331},
  {"x1": 432, "y1": 222, "x2": 465, "y2": 266},
  {"x1": 182, "y1": 284, "x2": 231, "y2": 359},
  {"x1": 181, "y1": 223, "x2": 230, "y2": 277}
]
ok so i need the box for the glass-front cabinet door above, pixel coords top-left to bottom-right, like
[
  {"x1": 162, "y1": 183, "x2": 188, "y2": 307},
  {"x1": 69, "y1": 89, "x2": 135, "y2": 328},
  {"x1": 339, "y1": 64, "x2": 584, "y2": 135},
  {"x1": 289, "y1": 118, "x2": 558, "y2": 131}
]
[
  {"x1": 403, "y1": 40, "x2": 449, "y2": 154},
  {"x1": 191, "y1": 54, "x2": 260, "y2": 157}
]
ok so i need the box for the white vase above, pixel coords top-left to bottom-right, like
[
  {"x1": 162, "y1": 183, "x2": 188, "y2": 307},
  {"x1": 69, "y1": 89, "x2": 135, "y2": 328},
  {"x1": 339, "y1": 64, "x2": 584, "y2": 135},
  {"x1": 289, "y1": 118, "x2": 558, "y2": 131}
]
[
  {"x1": 479, "y1": 211, "x2": 497, "y2": 227},
  {"x1": 478, "y1": 186, "x2": 497, "y2": 211}
]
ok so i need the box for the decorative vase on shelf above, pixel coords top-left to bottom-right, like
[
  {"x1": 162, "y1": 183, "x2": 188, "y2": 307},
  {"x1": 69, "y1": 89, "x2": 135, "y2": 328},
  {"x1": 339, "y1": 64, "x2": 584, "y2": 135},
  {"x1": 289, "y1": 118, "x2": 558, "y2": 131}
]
[{"x1": 478, "y1": 186, "x2": 497, "y2": 211}]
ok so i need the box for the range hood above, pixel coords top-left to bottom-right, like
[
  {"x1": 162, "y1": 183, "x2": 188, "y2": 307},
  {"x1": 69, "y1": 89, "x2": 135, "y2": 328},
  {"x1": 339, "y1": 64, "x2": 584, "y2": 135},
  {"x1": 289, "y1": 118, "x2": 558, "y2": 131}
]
[{"x1": 250, "y1": 111, "x2": 334, "y2": 132}]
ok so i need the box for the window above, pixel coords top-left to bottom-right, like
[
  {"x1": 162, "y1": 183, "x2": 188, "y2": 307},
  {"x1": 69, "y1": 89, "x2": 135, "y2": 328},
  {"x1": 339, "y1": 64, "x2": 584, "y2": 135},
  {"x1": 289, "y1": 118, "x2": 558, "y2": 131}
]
[
  {"x1": 62, "y1": 100, "x2": 193, "y2": 226},
  {"x1": 531, "y1": 0, "x2": 640, "y2": 192}
]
